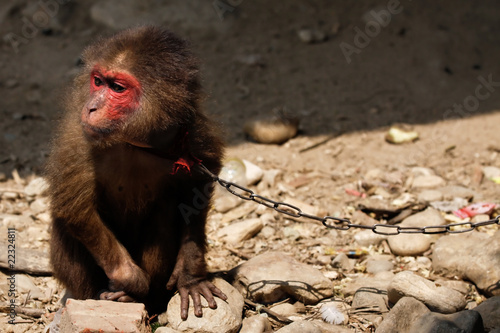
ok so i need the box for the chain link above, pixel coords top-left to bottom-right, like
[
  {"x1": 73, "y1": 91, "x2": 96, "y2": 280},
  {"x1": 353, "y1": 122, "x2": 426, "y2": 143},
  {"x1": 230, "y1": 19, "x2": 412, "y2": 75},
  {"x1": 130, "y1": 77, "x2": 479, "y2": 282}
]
[{"x1": 197, "y1": 164, "x2": 500, "y2": 235}]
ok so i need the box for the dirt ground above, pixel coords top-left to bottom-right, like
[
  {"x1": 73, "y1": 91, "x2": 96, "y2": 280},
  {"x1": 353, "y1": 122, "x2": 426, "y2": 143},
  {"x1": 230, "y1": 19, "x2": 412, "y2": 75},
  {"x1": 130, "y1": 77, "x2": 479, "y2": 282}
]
[{"x1": 0, "y1": 0, "x2": 499, "y2": 332}]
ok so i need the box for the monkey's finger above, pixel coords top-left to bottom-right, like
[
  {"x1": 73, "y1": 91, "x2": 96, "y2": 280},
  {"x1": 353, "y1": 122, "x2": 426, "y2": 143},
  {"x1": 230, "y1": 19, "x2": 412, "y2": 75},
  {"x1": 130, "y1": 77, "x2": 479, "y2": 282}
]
[
  {"x1": 117, "y1": 294, "x2": 136, "y2": 302},
  {"x1": 198, "y1": 284, "x2": 218, "y2": 309},
  {"x1": 208, "y1": 283, "x2": 228, "y2": 301},
  {"x1": 100, "y1": 290, "x2": 128, "y2": 301},
  {"x1": 179, "y1": 287, "x2": 190, "y2": 320},
  {"x1": 190, "y1": 289, "x2": 203, "y2": 318},
  {"x1": 166, "y1": 273, "x2": 179, "y2": 290}
]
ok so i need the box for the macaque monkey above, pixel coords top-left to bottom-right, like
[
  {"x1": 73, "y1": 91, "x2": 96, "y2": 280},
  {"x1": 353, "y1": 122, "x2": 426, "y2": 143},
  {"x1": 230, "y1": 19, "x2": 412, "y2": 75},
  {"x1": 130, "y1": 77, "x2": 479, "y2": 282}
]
[{"x1": 46, "y1": 26, "x2": 226, "y2": 319}]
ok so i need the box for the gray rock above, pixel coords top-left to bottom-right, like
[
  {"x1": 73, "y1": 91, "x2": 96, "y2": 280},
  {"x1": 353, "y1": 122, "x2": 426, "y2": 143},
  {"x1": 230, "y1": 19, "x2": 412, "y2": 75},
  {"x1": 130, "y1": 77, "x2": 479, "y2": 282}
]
[
  {"x1": 242, "y1": 159, "x2": 264, "y2": 185},
  {"x1": 388, "y1": 234, "x2": 431, "y2": 256},
  {"x1": 343, "y1": 272, "x2": 394, "y2": 296},
  {"x1": 270, "y1": 303, "x2": 298, "y2": 317},
  {"x1": 239, "y1": 315, "x2": 272, "y2": 333},
  {"x1": 311, "y1": 320, "x2": 354, "y2": 333},
  {"x1": 388, "y1": 271, "x2": 466, "y2": 314},
  {"x1": 354, "y1": 230, "x2": 387, "y2": 247},
  {"x1": 412, "y1": 175, "x2": 445, "y2": 189},
  {"x1": 331, "y1": 253, "x2": 354, "y2": 271},
  {"x1": 437, "y1": 185, "x2": 475, "y2": 201},
  {"x1": 352, "y1": 288, "x2": 388, "y2": 324},
  {"x1": 164, "y1": 278, "x2": 243, "y2": 333},
  {"x1": 483, "y1": 166, "x2": 500, "y2": 179},
  {"x1": 29, "y1": 197, "x2": 48, "y2": 215},
  {"x1": 275, "y1": 321, "x2": 321, "y2": 333},
  {"x1": 297, "y1": 29, "x2": 327, "y2": 44},
  {"x1": 472, "y1": 296, "x2": 500, "y2": 331},
  {"x1": 408, "y1": 310, "x2": 484, "y2": 333},
  {"x1": 388, "y1": 208, "x2": 445, "y2": 256},
  {"x1": 217, "y1": 218, "x2": 263, "y2": 244},
  {"x1": 0, "y1": 214, "x2": 34, "y2": 231},
  {"x1": 230, "y1": 252, "x2": 333, "y2": 304},
  {"x1": 366, "y1": 260, "x2": 394, "y2": 274},
  {"x1": 430, "y1": 198, "x2": 469, "y2": 213},
  {"x1": 375, "y1": 297, "x2": 429, "y2": 333},
  {"x1": 433, "y1": 231, "x2": 500, "y2": 296},
  {"x1": 156, "y1": 328, "x2": 181, "y2": 333},
  {"x1": 417, "y1": 190, "x2": 443, "y2": 202},
  {"x1": 24, "y1": 177, "x2": 49, "y2": 197}
]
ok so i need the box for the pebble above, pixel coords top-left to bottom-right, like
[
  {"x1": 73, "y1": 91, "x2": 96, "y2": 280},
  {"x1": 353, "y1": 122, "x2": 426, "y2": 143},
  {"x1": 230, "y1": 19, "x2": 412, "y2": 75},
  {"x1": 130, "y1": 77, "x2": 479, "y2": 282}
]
[
  {"x1": 483, "y1": 166, "x2": 500, "y2": 179},
  {"x1": 156, "y1": 328, "x2": 181, "y2": 333},
  {"x1": 0, "y1": 214, "x2": 34, "y2": 230},
  {"x1": 412, "y1": 175, "x2": 446, "y2": 189},
  {"x1": 14, "y1": 274, "x2": 46, "y2": 300},
  {"x1": 437, "y1": 185, "x2": 475, "y2": 201},
  {"x1": 331, "y1": 253, "x2": 354, "y2": 271},
  {"x1": 242, "y1": 159, "x2": 264, "y2": 185},
  {"x1": 275, "y1": 321, "x2": 321, "y2": 333},
  {"x1": 29, "y1": 197, "x2": 48, "y2": 215},
  {"x1": 388, "y1": 271, "x2": 466, "y2": 314},
  {"x1": 230, "y1": 251, "x2": 333, "y2": 304},
  {"x1": 216, "y1": 218, "x2": 263, "y2": 244},
  {"x1": 385, "y1": 127, "x2": 419, "y2": 144},
  {"x1": 408, "y1": 310, "x2": 484, "y2": 333},
  {"x1": 430, "y1": 197, "x2": 469, "y2": 212},
  {"x1": 270, "y1": 303, "x2": 298, "y2": 317},
  {"x1": 366, "y1": 259, "x2": 394, "y2": 274},
  {"x1": 433, "y1": 230, "x2": 500, "y2": 296},
  {"x1": 297, "y1": 29, "x2": 327, "y2": 44},
  {"x1": 244, "y1": 116, "x2": 299, "y2": 144},
  {"x1": 472, "y1": 296, "x2": 500, "y2": 331},
  {"x1": 388, "y1": 207, "x2": 445, "y2": 256},
  {"x1": 375, "y1": 297, "x2": 429, "y2": 333},
  {"x1": 417, "y1": 189, "x2": 443, "y2": 202},
  {"x1": 239, "y1": 315, "x2": 272, "y2": 333},
  {"x1": 24, "y1": 177, "x2": 49, "y2": 197},
  {"x1": 411, "y1": 167, "x2": 435, "y2": 177},
  {"x1": 354, "y1": 230, "x2": 387, "y2": 246},
  {"x1": 343, "y1": 272, "x2": 394, "y2": 296},
  {"x1": 352, "y1": 287, "x2": 388, "y2": 323}
]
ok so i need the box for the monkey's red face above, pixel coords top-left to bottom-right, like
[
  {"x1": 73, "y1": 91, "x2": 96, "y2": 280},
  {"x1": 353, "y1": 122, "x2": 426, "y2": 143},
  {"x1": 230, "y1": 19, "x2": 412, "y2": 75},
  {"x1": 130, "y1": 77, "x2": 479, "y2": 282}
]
[{"x1": 81, "y1": 66, "x2": 142, "y2": 139}]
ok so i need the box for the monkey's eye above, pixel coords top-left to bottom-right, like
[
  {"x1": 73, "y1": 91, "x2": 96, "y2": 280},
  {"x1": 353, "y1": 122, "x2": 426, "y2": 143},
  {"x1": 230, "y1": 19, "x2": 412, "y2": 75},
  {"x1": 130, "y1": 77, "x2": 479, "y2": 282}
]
[
  {"x1": 94, "y1": 76, "x2": 103, "y2": 87},
  {"x1": 110, "y1": 82, "x2": 126, "y2": 93}
]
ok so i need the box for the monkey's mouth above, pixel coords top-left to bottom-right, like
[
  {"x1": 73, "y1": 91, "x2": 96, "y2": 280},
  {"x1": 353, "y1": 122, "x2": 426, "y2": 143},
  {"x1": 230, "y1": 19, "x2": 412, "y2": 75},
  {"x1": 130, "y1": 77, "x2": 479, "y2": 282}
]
[{"x1": 81, "y1": 123, "x2": 113, "y2": 139}]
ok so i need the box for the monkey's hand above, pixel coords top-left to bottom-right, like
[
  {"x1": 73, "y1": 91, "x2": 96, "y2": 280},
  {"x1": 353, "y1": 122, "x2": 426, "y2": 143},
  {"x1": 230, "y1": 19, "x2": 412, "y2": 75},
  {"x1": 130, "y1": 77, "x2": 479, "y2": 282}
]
[
  {"x1": 104, "y1": 260, "x2": 150, "y2": 302},
  {"x1": 167, "y1": 273, "x2": 227, "y2": 320}
]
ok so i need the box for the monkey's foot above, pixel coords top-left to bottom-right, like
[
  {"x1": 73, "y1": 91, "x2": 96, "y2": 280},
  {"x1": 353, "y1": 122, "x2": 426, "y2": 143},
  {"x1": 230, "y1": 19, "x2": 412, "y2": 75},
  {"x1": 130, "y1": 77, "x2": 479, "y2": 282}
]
[
  {"x1": 177, "y1": 280, "x2": 228, "y2": 320},
  {"x1": 99, "y1": 290, "x2": 136, "y2": 303}
]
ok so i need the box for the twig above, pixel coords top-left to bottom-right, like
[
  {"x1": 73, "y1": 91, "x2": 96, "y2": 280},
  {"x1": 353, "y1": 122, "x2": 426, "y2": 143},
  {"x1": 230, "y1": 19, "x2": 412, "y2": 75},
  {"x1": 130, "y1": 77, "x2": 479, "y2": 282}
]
[
  {"x1": 299, "y1": 135, "x2": 335, "y2": 153},
  {"x1": 0, "y1": 305, "x2": 45, "y2": 318},
  {"x1": 244, "y1": 299, "x2": 293, "y2": 324},
  {"x1": 225, "y1": 246, "x2": 252, "y2": 260}
]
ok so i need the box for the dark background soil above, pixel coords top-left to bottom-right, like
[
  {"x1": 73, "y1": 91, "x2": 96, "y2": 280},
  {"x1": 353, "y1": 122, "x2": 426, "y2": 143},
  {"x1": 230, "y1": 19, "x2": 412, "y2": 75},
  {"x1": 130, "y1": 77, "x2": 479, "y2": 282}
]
[{"x1": 1, "y1": 0, "x2": 499, "y2": 177}]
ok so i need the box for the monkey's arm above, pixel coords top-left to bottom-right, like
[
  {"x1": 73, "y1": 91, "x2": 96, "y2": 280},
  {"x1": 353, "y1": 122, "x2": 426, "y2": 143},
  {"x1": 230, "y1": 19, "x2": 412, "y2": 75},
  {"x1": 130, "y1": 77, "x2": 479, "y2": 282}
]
[
  {"x1": 48, "y1": 159, "x2": 150, "y2": 300},
  {"x1": 166, "y1": 180, "x2": 227, "y2": 320}
]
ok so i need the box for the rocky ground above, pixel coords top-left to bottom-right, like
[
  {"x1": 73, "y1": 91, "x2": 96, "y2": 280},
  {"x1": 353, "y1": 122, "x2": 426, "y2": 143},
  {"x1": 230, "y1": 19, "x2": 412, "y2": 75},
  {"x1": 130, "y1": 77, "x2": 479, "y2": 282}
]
[{"x1": 0, "y1": 0, "x2": 499, "y2": 332}]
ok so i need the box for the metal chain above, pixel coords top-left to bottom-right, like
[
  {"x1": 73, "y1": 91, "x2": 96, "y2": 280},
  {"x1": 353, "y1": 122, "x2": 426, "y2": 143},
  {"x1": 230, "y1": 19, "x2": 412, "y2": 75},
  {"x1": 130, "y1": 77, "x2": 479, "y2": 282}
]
[{"x1": 197, "y1": 164, "x2": 500, "y2": 235}]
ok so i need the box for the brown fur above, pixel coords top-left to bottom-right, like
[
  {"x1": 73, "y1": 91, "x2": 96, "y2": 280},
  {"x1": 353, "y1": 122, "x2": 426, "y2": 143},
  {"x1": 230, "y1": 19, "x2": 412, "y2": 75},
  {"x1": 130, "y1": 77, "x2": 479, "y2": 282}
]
[{"x1": 46, "y1": 26, "x2": 225, "y2": 316}]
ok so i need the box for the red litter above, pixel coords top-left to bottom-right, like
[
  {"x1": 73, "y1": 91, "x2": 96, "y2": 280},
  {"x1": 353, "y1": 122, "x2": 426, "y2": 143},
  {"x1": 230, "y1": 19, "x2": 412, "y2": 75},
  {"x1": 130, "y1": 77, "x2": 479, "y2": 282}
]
[{"x1": 453, "y1": 202, "x2": 498, "y2": 219}]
